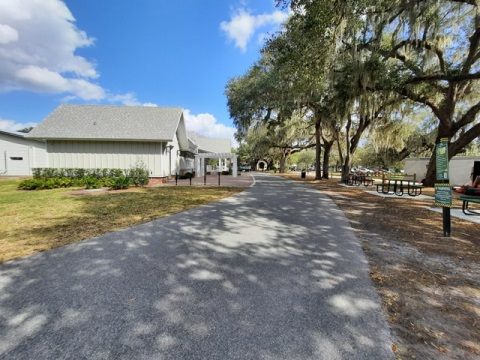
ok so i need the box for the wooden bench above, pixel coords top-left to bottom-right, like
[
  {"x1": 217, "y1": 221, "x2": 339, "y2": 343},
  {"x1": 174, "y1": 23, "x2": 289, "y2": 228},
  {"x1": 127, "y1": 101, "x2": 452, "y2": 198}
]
[{"x1": 459, "y1": 195, "x2": 480, "y2": 215}]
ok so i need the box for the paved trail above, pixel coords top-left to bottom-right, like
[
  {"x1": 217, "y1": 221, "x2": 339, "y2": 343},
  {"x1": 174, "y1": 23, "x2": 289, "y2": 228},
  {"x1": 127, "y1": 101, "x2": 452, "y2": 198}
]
[{"x1": 0, "y1": 173, "x2": 393, "y2": 359}]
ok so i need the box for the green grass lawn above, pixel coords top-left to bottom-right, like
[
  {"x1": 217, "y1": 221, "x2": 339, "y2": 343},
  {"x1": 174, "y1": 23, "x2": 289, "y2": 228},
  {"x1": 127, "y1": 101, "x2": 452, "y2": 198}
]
[{"x1": 0, "y1": 179, "x2": 244, "y2": 263}]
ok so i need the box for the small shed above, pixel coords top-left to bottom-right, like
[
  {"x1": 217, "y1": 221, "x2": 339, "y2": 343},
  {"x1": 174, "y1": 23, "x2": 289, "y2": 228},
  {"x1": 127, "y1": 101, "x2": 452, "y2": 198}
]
[{"x1": 0, "y1": 130, "x2": 47, "y2": 176}]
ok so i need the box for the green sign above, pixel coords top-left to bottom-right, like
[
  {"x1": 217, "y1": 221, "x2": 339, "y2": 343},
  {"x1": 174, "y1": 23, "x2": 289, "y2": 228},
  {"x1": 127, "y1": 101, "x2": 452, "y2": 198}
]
[
  {"x1": 436, "y1": 139, "x2": 449, "y2": 181},
  {"x1": 434, "y1": 183, "x2": 452, "y2": 207}
]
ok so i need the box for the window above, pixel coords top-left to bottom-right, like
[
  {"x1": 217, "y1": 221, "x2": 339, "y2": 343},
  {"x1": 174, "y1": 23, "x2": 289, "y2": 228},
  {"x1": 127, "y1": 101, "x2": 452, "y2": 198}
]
[{"x1": 10, "y1": 157, "x2": 23, "y2": 160}]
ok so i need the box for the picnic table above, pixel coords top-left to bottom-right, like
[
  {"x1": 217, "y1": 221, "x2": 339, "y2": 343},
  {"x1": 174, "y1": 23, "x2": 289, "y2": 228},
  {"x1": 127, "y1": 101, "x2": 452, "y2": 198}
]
[
  {"x1": 459, "y1": 195, "x2": 480, "y2": 215},
  {"x1": 344, "y1": 174, "x2": 374, "y2": 187},
  {"x1": 376, "y1": 176, "x2": 424, "y2": 196}
]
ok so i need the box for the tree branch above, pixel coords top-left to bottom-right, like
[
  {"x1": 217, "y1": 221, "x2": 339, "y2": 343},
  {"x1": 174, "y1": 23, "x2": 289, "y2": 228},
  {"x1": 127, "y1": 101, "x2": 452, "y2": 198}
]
[
  {"x1": 450, "y1": 122, "x2": 480, "y2": 156},
  {"x1": 455, "y1": 99, "x2": 480, "y2": 130},
  {"x1": 450, "y1": 0, "x2": 477, "y2": 6},
  {"x1": 395, "y1": 86, "x2": 443, "y2": 120},
  {"x1": 406, "y1": 71, "x2": 480, "y2": 83},
  {"x1": 463, "y1": 26, "x2": 480, "y2": 73},
  {"x1": 388, "y1": 39, "x2": 446, "y2": 74}
]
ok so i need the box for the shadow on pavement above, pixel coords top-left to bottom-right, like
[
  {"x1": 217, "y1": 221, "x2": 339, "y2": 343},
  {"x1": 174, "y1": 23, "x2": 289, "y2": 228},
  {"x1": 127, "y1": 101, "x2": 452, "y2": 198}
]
[{"x1": 0, "y1": 173, "x2": 393, "y2": 359}]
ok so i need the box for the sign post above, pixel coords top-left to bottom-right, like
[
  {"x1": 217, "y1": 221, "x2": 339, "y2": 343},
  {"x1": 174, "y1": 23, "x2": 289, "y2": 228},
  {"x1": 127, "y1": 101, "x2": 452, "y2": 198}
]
[{"x1": 435, "y1": 138, "x2": 451, "y2": 237}]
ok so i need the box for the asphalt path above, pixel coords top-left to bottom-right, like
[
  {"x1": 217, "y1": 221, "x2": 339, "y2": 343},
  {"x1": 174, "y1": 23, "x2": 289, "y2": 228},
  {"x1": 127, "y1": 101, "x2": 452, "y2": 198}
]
[{"x1": 0, "y1": 173, "x2": 394, "y2": 359}]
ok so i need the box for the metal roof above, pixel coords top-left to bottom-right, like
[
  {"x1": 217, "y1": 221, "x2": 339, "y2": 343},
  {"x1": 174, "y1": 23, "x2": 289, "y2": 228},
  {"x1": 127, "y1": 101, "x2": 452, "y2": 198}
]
[
  {"x1": 0, "y1": 130, "x2": 28, "y2": 138},
  {"x1": 27, "y1": 104, "x2": 184, "y2": 141},
  {"x1": 187, "y1": 131, "x2": 231, "y2": 153}
]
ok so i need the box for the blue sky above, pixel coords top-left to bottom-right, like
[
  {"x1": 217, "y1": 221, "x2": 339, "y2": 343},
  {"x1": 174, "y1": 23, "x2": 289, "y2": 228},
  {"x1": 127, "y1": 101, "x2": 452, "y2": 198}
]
[{"x1": 0, "y1": 0, "x2": 288, "y2": 142}]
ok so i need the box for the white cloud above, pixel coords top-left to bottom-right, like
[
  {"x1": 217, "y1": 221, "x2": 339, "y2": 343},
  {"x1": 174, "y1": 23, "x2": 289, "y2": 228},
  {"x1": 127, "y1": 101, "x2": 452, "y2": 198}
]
[
  {"x1": 0, "y1": 0, "x2": 103, "y2": 100},
  {"x1": 183, "y1": 109, "x2": 237, "y2": 147},
  {"x1": 220, "y1": 8, "x2": 288, "y2": 52},
  {"x1": 109, "y1": 92, "x2": 158, "y2": 107},
  {"x1": 0, "y1": 24, "x2": 18, "y2": 44},
  {"x1": 0, "y1": 118, "x2": 37, "y2": 132}
]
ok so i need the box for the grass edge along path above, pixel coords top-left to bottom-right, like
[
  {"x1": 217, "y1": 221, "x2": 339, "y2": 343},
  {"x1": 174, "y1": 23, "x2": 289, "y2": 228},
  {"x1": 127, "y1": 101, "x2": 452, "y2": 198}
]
[{"x1": 0, "y1": 179, "x2": 244, "y2": 263}]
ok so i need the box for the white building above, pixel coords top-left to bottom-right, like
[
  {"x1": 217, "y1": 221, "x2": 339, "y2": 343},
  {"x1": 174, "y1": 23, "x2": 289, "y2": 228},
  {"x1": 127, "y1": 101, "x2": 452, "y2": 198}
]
[
  {"x1": 404, "y1": 156, "x2": 480, "y2": 185},
  {"x1": 0, "y1": 104, "x2": 234, "y2": 179},
  {"x1": 0, "y1": 130, "x2": 47, "y2": 176}
]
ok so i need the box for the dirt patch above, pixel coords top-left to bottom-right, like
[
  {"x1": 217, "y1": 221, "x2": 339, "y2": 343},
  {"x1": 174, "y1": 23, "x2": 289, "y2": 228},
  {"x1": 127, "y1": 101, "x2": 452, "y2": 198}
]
[
  {"x1": 281, "y1": 174, "x2": 479, "y2": 360},
  {"x1": 67, "y1": 188, "x2": 145, "y2": 196}
]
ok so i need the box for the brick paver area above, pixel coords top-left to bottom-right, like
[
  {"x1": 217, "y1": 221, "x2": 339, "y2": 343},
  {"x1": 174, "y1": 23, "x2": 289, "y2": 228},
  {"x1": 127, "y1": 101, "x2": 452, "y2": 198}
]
[{"x1": 163, "y1": 172, "x2": 255, "y2": 187}]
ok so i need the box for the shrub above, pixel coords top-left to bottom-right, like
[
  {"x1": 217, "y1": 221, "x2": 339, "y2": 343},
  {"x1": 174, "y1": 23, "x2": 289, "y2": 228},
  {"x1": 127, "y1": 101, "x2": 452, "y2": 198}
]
[
  {"x1": 18, "y1": 178, "x2": 43, "y2": 190},
  {"x1": 56, "y1": 177, "x2": 73, "y2": 188},
  {"x1": 74, "y1": 168, "x2": 86, "y2": 179},
  {"x1": 100, "y1": 177, "x2": 114, "y2": 187},
  {"x1": 18, "y1": 177, "x2": 75, "y2": 190},
  {"x1": 109, "y1": 168, "x2": 123, "y2": 177},
  {"x1": 83, "y1": 176, "x2": 102, "y2": 189},
  {"x1": 126, "y1": 161, "x2": 149, "y2": 187},
  {"x1": 110, "y1": 176, "x2": 131, "y2": 190},
  {"x1": 43, "y1": 168, "x2": 59, "y2": 178},
  {"x1": 22, "y1": 166, "x2": 150, "y2": 190},
  {"x1": 64, "y1": 168, "x2": 76, "y2": 178},
  {"x1": 32, "y1": 168, "x2": 42, "y2": 179}
]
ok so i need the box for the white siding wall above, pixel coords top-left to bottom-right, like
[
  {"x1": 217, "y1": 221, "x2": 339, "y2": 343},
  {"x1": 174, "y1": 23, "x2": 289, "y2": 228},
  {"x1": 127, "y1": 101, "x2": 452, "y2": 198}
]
[
  {"x1": 47, "y1": 140, "x2": 167, "y2": 177},
  {"x1": 0, "y1": 133, "x2": 47, "y2": 176},
  {"x1": 166, "y1": 135, "x2": 181, "y2": 176},
  {"x1": 404, "y1": 156, "x2": 480, "y2": 185}
]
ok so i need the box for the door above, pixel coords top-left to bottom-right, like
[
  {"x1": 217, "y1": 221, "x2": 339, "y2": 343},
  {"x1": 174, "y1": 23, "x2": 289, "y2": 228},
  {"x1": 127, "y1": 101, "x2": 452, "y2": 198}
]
[{"x1": 6, "y1": 150, "x2": 30, "y2": 175}]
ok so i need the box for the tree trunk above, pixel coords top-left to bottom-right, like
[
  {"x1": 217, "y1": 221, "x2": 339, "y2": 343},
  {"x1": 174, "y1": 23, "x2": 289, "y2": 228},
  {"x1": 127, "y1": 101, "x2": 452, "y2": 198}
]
[
  {"x1": 322, "y1": 138, "x2": 334, "y2": 179},
  {"x1": 423, "y1": 154, "x2": 436, "y2": 186},
  {"x1": 315, "y1": 118, "x2": 322, "y2": 180},
  {"x1": 279, "y1": 149, "x2": 288, "y2": 173},
  {"x1": 341, "y1": 114, "x2": 352, "y2": 182},
  {"x1": 336, "y1": 137, "x2": 344, "y2": 173}
]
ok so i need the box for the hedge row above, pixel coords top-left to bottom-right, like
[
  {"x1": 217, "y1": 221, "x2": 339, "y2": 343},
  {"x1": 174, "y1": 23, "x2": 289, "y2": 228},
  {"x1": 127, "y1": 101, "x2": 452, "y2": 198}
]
[
  {"x1": 32, "y1": 167, "x2": 124, "y2": 179},
  {"x1": 20, "y1": 166, "x2": 150, "y2": 190}
]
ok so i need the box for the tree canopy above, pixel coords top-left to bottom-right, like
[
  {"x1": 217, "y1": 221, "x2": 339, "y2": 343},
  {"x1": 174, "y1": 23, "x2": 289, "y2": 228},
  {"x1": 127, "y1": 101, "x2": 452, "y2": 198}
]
[{"x1": 225, "y1": 0, "x2": 480, "y2": 184}]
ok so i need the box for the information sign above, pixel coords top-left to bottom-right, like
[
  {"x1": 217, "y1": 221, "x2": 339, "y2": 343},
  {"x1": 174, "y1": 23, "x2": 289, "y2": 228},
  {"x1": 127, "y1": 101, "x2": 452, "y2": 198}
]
[
  {"x1": 434, "y1": 183, "x2": 452, "y2": 207},
  {"x1": 436, "y1": 139, "x2": 449, "y2": 181}
]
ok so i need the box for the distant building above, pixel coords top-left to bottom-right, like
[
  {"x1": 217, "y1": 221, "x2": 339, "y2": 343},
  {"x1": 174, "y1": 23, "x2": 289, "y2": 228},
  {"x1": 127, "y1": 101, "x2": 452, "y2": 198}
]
[
  {"x1": 404, "y1": 156, "x2": 480, "y2": 185},
  {"x1": 0, "y1": 104, "x2": 235, "y2": 179}
]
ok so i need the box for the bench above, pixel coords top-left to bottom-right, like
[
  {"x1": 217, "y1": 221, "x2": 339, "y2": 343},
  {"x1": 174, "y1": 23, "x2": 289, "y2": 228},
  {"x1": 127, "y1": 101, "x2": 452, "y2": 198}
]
[
  {"x1": 344, "y1": 174, "x2": 374, "y2": 187},
  {"x1": 400, "y1": 183, "x2": 424, "y2": 196},
  {"x1": 376, "y1": 174, "x2": 423, "y2": 196},
  {"x1": 363, "y1": 176, "x2": 374, "y2": 186},
  {"x1": 459, "y1": 195, "x2": 480, "y2": 215},
  {"x1": 464, "y1": 187, "x2": 480, "y2": 196},
  {"x1": 344, "y1": 174, "x2": 356, "y2": 186}
]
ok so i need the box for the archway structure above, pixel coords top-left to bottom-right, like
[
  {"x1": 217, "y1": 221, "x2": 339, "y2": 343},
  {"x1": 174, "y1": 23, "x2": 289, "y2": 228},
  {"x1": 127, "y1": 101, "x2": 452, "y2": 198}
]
[
  {"x1": 194, "y1": 153, "x2": 238, "y2": 177},
  {"x1": 257, "y1": 160, "x2": 268, "y2": 171}
]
